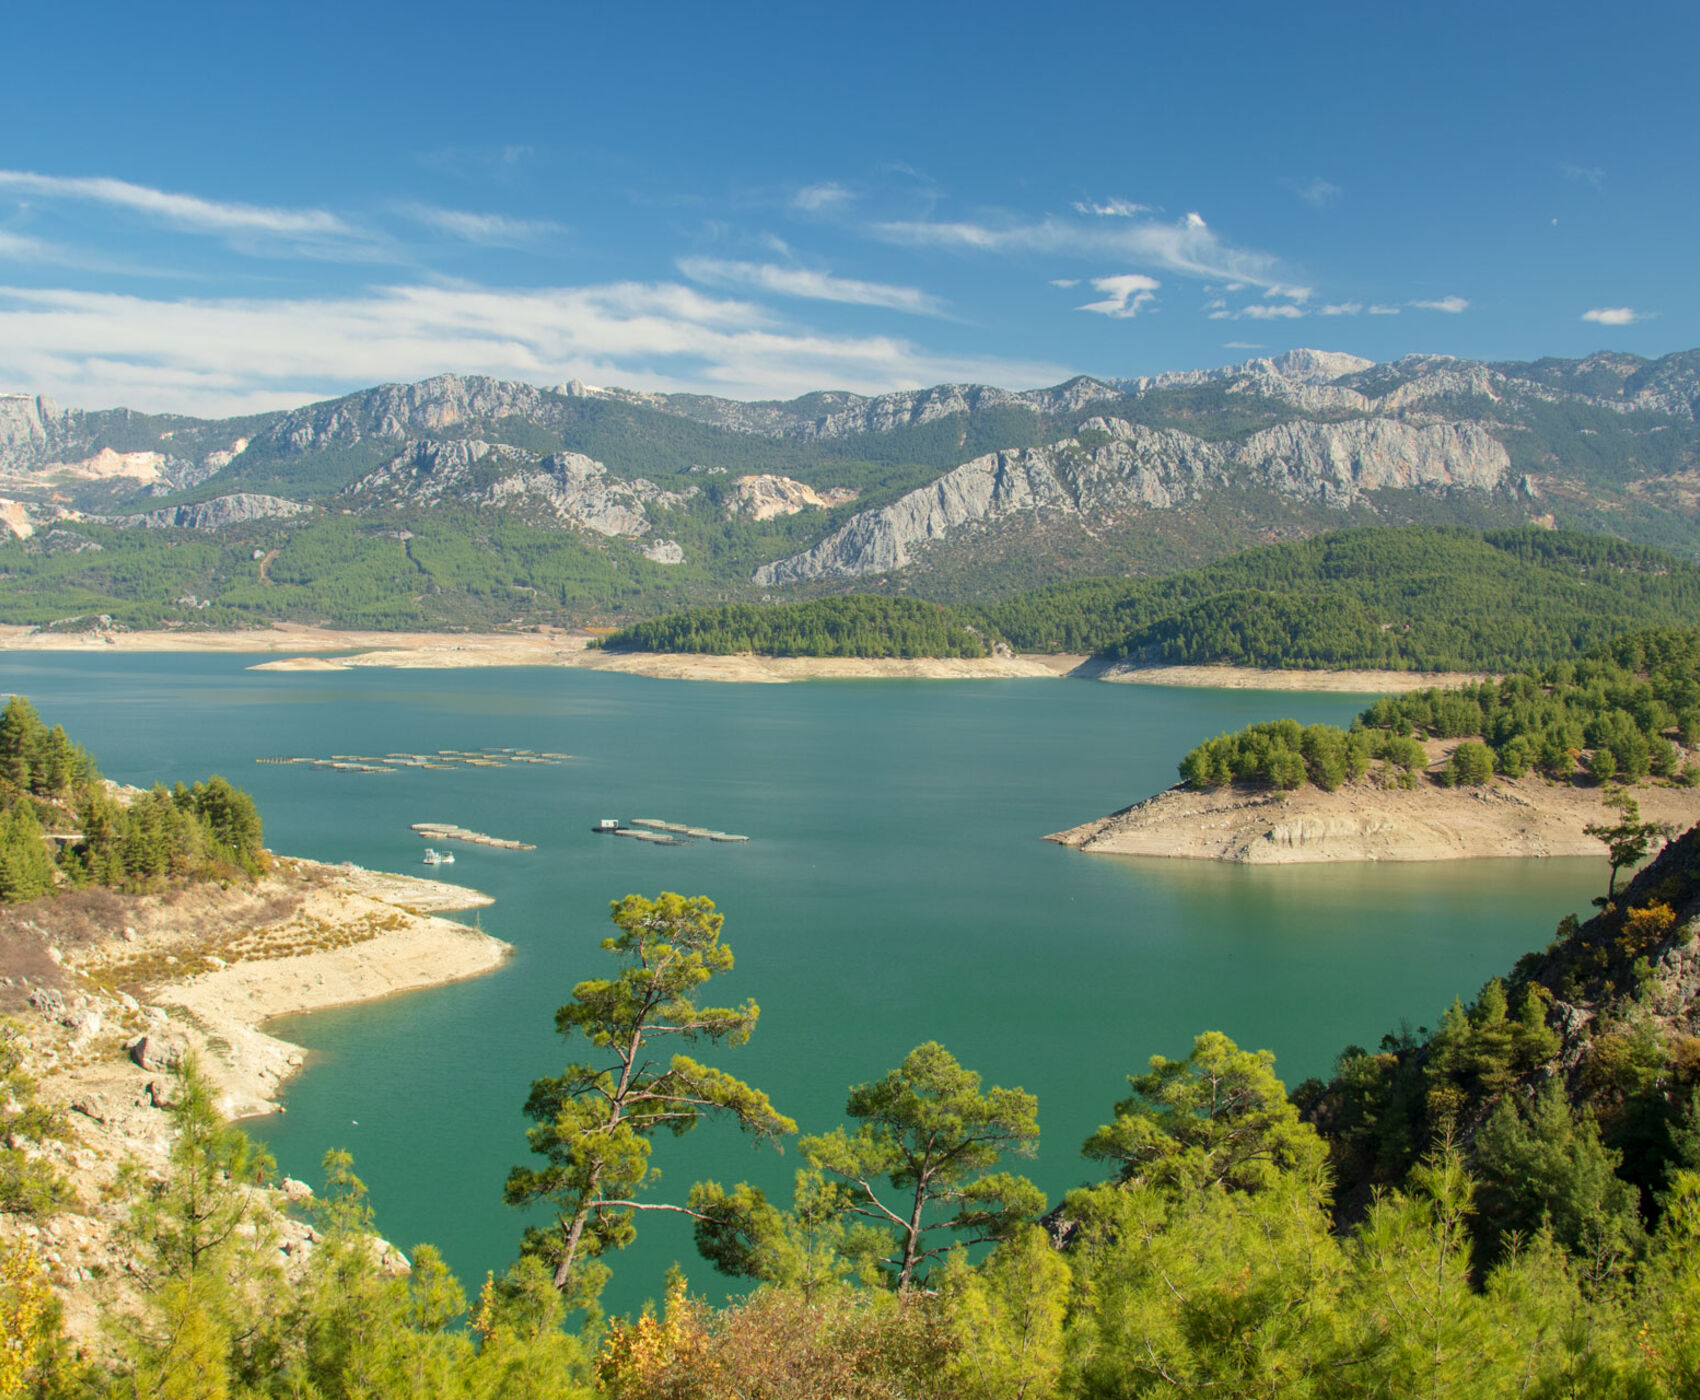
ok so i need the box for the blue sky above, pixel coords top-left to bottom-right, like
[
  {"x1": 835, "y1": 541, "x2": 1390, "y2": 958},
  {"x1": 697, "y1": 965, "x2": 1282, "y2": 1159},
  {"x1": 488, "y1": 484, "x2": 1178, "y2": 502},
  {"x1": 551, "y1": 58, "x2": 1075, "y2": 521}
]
[{"x1": 2, "y1": 0, "x2": 1695, "y2": 416}]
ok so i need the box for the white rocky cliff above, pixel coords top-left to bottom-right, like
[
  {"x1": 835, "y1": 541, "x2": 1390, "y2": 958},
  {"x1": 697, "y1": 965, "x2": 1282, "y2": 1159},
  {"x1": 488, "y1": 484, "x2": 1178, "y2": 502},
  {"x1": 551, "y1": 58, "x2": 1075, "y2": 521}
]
[
  {"x1": 345, "y1": 438, "x2": 693, "y2": 539},
  {"x1": 754, "y1": 414, "x2": 1514, "y2": 585}
]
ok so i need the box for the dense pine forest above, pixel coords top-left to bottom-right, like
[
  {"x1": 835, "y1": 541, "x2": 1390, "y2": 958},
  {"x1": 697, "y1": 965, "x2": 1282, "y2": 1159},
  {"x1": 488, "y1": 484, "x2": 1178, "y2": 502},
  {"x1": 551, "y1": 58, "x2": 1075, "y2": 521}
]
[
  {"x1": 978, "y1": 527, "x2": 1700, "y2": 669},
  {"x1": 599, "y1": 596, "x2": 993, "y2": 658},
  {"x1": 1178, "y1": 627, "x2": 1700, "y2": 793},
  {"x1": 591, "y1": 528, "x2": 1700, "y2": 669},
  {"x1": 0, "y1": 697, "x2": 265, "y2": 902}
]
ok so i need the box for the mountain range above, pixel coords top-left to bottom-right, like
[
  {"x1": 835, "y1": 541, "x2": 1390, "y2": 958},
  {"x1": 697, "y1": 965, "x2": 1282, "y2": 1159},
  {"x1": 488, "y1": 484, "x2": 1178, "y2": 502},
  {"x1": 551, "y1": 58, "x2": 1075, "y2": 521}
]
[{"x1": 2, "y1": 347, "x2": 1697, "y2": 629}]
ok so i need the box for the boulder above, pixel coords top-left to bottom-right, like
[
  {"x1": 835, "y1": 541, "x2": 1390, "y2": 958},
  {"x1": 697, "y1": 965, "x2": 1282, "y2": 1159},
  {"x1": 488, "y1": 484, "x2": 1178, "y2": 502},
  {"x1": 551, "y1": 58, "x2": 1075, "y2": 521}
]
[{"x1": 126, "y1": 1034, "x2": 187, "y2": 1072}]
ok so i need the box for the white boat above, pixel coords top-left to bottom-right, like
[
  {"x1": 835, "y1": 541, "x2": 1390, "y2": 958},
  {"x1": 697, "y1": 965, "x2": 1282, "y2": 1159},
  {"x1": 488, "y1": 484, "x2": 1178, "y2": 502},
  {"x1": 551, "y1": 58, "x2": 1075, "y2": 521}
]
[{"x1": 421, "y1": 848, "x2": 455, "y2": 865}]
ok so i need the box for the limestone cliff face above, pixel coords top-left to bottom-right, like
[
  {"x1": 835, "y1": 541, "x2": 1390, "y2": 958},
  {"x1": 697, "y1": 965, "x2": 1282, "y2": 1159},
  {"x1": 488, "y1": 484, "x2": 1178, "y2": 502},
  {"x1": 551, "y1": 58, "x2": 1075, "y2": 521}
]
[
  {"x1": 754, "y1": 415, "x2": 1513, "y2": 584},
  {"x1": 254, "y1": 375, "x2": 560, "y2": 455},
  {"x1": 114, "y1": 494, "x2": 310, "y2": 530},
  {"x1": 725, "y1": 474, "x2": 858, "y2": 520},
  {"x1": 0, "y1": 395, "x2": 56, "y2": 469},
  {"x1": 345, "y1": 438, "x2": 692, "y2": 538},
  {"x1": 1236, "y1": 419, "x2": 1511, "y2": 499},
  {"x1": 0, "y1": 395, "x2": 242, "y2": 492}
]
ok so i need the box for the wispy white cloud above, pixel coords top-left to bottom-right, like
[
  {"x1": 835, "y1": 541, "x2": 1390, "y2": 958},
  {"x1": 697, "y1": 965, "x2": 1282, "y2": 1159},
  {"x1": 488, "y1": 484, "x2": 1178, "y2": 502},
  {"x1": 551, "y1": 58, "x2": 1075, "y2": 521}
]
[
  {"x1": 1073, "y1": 198, "x2": 1151, "y2": 218},
  {"x1": 1284, "y1": 177, "x2": 1341, "y2": 207},
  {"x1": 1077, "y1": 274, "x2": 1159, "y2": 319},
  {"x1": 1319, "y1": 302, "x2": 1362, "y2": 316},
  {"x1": 1223, "y1": 341, "x2": 1264, "y2": 349},
  {"x1": 872, "y1": 209, "x2": 1285, "y2": 288},
  {"x1": 1237, "y1": 303, "x2": 1306, "y2": 320},
  {"x1": 1049, "y1": 278, "x2": 1080, "y2": 288},
  {"x1": 1368, "y1": 304, "x2": 1401, "y2": 315},
  {"x1": 1265, "y1": 283, "x2": 1312, "y2": 303},
  {"x1": 792, "y1": 182, "x2": 857, "y2": 213},
  {"x1": 0, "y1": 279, "x2": 1070, "y2": 416},
  {"x1": 1582, "y1": 306, "x2": 1647, "y2": 326},
  {"x1": 418, "y1": 144, "x2": 535, "y2": 181},
  {"x1": 0, "y1": 230, "x2": 50, "y2": 261},
  {"x1": 677, "y1": 257, "x2": 946, "y2": 315},
  {"x1": 399, "y1": 204, "x2": 563, "y2": 245},
  {"x1": 1411, "y1": 295, "x2": 1469, "y2": 313},
  {"x1": 1561, "y1": 163, "x2": 1606, "y2": 191},
  {"x1": 0, "y1": 169, "x2": 351, "y2": 238}
]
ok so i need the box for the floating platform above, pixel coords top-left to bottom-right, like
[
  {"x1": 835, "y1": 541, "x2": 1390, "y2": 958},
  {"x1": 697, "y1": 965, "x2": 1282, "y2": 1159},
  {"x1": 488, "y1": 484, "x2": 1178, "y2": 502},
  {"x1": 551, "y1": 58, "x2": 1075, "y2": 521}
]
[
  {"x1": 261, "y1": 746, "x2": 564, "y2": 773},
  {"x1": 600, "y1": 816, "x2": 750, "y2": 844},
  {"x1": 410, "y1": 822, "x2": 535, "y2": 851}
]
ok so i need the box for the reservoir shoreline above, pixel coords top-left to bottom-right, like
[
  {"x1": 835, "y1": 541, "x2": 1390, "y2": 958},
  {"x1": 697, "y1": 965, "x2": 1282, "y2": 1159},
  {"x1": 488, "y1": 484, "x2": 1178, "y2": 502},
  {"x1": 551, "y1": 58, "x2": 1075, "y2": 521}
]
[
  {"x1": 1047, "y1": 767, "x2": 1700, "y2": 865},
  {"x1": 0, "y1": 623, "x2": 1474, "y2": 692}
]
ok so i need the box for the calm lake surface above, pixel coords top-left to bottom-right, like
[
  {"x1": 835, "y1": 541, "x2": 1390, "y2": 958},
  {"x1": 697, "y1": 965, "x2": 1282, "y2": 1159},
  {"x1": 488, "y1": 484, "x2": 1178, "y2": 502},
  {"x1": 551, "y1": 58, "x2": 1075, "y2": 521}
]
[{"x1": 4, "y1": 654, "x2": 1605, "y2": 1311}]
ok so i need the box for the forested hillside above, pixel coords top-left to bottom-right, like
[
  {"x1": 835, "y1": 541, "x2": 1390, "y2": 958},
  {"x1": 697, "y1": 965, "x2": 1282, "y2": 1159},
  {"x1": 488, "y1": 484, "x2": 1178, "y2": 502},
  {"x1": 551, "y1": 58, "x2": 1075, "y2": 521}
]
[
  {"x1": 0, "y1": 696, "x2": 265, "y2": 901},
  {"x1": 1175, "y1": 627, "x2": 1700, "y2": 793},
  {"x1": 600, "y1": 596, "x2": 993, "y2": 658},
  {"x1": 982, "y1": 527, "x2": 1700, "y2": 669}
]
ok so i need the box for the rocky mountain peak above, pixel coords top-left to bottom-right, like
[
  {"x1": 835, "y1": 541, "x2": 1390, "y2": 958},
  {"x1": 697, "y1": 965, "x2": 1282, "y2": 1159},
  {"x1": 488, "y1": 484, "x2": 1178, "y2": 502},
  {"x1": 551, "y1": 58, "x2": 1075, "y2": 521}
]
[{"x1": 1254, "y1": 348, "x2": 1377, "y2": 384}]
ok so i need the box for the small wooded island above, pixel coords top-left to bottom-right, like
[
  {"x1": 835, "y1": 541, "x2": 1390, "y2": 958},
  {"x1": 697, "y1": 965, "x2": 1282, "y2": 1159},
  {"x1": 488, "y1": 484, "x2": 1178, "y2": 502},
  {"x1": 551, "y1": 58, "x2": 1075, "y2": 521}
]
[{"x1": 1050, "y1": 628, "x2": 1700, "y2": 863}]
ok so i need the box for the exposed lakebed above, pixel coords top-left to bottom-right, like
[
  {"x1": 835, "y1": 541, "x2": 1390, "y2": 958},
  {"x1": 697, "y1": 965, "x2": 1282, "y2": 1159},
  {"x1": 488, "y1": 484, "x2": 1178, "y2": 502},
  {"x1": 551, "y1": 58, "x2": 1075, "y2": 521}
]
[{"x1": 6, "y1": 654, "x2": 1605, "y2": 1312}]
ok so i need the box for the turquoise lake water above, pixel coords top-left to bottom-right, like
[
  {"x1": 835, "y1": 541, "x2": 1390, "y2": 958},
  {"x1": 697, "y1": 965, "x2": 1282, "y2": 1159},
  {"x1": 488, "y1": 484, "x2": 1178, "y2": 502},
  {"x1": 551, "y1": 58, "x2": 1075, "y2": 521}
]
[{"x1": 2, "y1": 655, "x2": 1605, "y2": 1312}]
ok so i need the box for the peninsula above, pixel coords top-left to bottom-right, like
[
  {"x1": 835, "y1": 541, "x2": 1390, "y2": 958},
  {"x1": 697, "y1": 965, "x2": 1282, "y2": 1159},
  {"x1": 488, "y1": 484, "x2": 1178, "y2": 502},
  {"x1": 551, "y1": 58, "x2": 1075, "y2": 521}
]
[
  {"x1": 1049, "y1": 630, "x2": 1700, "y2": 864},
  {"x1": 1045, "y1": 754, "x2": 1700, "y2": 864}
]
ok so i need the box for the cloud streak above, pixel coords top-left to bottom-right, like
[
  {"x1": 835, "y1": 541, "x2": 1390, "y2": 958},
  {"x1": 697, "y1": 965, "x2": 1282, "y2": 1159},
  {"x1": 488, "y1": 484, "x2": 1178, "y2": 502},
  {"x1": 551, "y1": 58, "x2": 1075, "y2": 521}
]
[
  {"x1": 0, "y1": 169, "x2": 351, "y2": 238},
  {"x1": 1411, "y1": 295, "x2": 1469, "y2": 313},
  {"x1": 792, "y1": 182, "x2": 857, "y2": 213},
  {"x1": 0, "y1": 280, "x2": 1070, "y2": 416},
  {"x1": 871, "y1": 209, "x2": 1285, "y2": 288},
  {"x1": 399, "y1": 204, "x2": 563, "y2": 245},
  {"x1": 1284, "y1": 177, "x2": 1340, "y2": 207},
  {"x1": 1073, "y1": 198, "x2": 1151, "y2": 218},
  {"x1": 677, "y1": 258, "x2": 947, "y2": 316}
]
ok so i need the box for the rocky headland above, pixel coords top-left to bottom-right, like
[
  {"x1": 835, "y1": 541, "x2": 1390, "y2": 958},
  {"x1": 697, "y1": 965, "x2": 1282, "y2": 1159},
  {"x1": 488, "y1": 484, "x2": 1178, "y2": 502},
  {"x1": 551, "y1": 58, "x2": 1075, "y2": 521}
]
[
  {"x1": 0, "y1": 857, "x2": 508, "y2": 1349},
  {"x1": 1047, "y1": 760, "x2": 1700, "y2": 865}
]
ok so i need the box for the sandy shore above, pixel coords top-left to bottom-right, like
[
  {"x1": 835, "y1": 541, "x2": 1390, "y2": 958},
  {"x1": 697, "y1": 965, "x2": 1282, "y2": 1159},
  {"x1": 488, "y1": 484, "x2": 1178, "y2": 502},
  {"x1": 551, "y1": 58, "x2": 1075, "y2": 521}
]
[
  {"x1": 1090, "y1": 661, "x2": 1495, "y2": 693},
  {"x1": 1047, "y1": 756, "x2": 1700, "y2": 865},
  {"x1": 0, "y1": 622, "x2": 1495, "y2": 691},
  {"x1": 14, "y1": 857, "x2": 507, "y2": 1121}
]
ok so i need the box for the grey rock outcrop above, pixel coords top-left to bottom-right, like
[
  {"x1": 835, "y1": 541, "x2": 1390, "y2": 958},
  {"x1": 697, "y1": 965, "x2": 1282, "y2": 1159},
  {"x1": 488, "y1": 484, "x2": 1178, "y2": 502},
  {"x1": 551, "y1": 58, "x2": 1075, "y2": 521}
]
[
  {"x1": 114, "y1": 493, "x2": 310, "y2": 530},
  {"x1": 754, "y1": 426, "x2": 1225, "y2": 585},
  {"x1": 253, "y1": 374, "x2": 562, "y2": 456},
  {"x1": 126, "y1": 1033, "x2": 188, "y2": 1072},
  {"x1": 725, "y1": 474, "x2": 858, "y2": 519},
  {"x1": 1116, "y1": 348, "x2": 1375, "y2": 396},
  {"x1": 0, "y1": 395, "x2": 57, "y2": 469},
  {"x1": 0, "y1": 396, "x2": 237, "y2": 491},
  {"x1": 1236, "y1": 419, "x2": 1510, "y2": 499},
  {"x1": 640, "y1": 539, "x2": 685, "y2": 564},
  {"x1": 579, "y1": 376, "x2": 1124, "y2": 441},
  {"x1": 346, "y1": 438, "x2": 691, "y2": 537},
  {"x1": 755, "y1": 415, "x2": 1512, "y2": 585}
]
